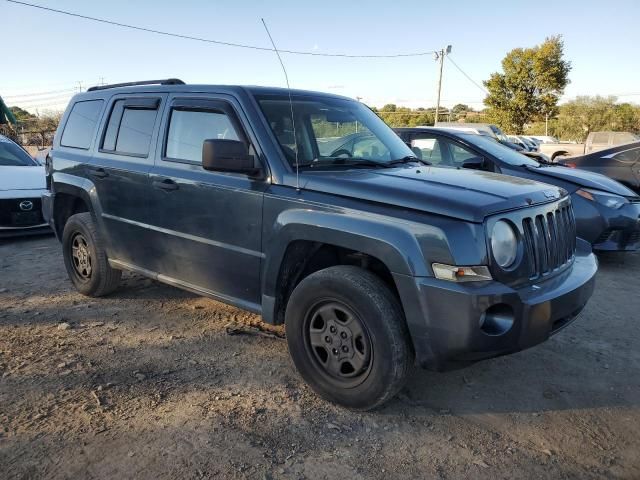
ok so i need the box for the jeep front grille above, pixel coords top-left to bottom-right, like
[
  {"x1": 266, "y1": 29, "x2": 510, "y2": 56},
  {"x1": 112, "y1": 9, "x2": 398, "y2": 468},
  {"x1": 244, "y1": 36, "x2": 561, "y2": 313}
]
[{"x1": 522, "y1": 202, "x2": 576, "y2": 279}]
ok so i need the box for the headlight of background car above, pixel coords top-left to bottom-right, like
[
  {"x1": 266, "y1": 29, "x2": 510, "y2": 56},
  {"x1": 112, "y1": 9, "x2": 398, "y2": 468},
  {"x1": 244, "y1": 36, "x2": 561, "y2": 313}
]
[
  {"x1": 491, "y1": 220, "x2": 518, "y2": 268},
  {"x1": 576, "y1": 188, "x2": 627, "y2": 209}
]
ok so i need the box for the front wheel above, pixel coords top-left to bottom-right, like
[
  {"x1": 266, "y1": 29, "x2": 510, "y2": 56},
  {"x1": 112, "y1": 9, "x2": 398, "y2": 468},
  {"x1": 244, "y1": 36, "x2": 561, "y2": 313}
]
[
  {"x1": 285, "y1": 266, "x2": 413, "y2": 410},
  {"x1": 62, "y1": 212, "x2": 121, "y2": 297}
]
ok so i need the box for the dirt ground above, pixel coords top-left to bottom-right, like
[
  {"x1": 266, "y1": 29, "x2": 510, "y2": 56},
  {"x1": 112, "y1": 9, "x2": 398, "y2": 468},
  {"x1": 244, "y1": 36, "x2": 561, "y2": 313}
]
[{"x1": 0, "y1": 235, "x2": 639, "y2": 480}]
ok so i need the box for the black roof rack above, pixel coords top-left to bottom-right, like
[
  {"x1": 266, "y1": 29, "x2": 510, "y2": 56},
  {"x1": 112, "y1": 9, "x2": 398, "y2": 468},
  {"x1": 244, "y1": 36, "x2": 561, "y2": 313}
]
[{"x1": 87, "y1": 78, "x2": 185, "y2": 92}]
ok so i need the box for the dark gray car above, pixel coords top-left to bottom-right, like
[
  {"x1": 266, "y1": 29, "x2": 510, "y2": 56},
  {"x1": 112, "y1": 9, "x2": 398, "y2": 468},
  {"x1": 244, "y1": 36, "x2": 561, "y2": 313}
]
[
  {"x1": 558, "y1": 142, "x2": 640, "y2": 194},
  {"x1": 44, "y1": 81, "x2": 597, "y2": 410}
]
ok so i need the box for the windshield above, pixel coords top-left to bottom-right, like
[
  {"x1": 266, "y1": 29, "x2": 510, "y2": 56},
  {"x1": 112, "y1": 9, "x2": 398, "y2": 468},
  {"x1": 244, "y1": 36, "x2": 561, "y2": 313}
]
[
  {"x1": 461, "y1": 133, "x2": 540, "y2": 167},
  {"x1": 256, "y1": 95, "x2": 415, "y2": 168},
  {"x1": 0, "y1": 137, "x2": 37, "y2": 166}
]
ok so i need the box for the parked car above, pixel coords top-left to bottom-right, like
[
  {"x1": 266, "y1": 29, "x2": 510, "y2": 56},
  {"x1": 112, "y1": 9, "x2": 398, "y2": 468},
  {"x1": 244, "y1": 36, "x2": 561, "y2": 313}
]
[
  {"x1": 518, "y1": 136, "x2": 539, "y2": 152},
  {"x1": 0, "y1": 134, "x2": 50, "y2": 237},
  {"x1": 559, "y1": 142, "x2": 640, "y2": 194},
  {"x1": 507, "y1": 135, "x2": 539, "y2": 152},
  {"x1": 436, "y1": 122, "x2": 508, "y2": 142},
  {"x1": 539, "y1": 131, "x2": 640, "y2": 161},
  {"x1": 45, "y1": 80, "x2": 597, "y2": 410},
  {"x1": 507, "y1": 135, "x2": 533, "y2": 151},
  {"x1": 528, "y1": 135, "x2": 559, "y2": 144},
  {"x1": 395, "y1": 127, "x2": 640, "y2": 252},
  {"x1": 435, "y1": 123, "x2": 527, "y2": 153}
]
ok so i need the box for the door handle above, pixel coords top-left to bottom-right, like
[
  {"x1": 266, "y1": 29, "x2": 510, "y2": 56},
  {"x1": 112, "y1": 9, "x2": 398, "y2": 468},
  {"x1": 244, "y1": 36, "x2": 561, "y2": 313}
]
[
  {"x1": 153, "y1": 178, "x2": 179, "y2": 191},
  {"x1": 89, "y1": 168, "x2": 108, "y2": 179}
]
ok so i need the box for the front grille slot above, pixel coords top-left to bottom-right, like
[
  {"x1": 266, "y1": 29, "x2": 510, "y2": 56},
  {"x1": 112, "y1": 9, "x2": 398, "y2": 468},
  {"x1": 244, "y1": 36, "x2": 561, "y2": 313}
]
[
  {"x1": 0, "y1": 198, "x2": 44, "y2": 228},
  {"x1": 522, "y1": 203, "x2": 576, "y2": 279}
]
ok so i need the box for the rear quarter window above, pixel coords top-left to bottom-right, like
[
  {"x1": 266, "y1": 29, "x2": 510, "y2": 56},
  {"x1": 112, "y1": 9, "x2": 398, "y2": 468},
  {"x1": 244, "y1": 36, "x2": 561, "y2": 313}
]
[{"x1": 60, "y1": 100, "x2": 104, "y2": 149}]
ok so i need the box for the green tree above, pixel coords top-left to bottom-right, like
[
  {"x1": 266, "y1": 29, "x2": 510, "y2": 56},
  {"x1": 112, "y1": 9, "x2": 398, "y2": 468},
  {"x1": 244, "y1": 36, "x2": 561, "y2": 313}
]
[
  {"x1": 451, "y1": 104, "x2": 471, "y2": 114},
  {"x1": 484, "y1": 36, "x2": 571, "y2": 134},
  {"x1": 553, "y1": 96, "x2": 640, "y2": 141},
  {"x1": 9, "y1": 106, "x2": 36, "y2": 123}
]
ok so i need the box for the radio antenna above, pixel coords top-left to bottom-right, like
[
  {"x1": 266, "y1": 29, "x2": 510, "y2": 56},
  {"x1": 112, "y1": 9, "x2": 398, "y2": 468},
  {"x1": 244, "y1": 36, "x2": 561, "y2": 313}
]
[{"x1": 261, "y1": 18, "x2": 300, "y2": 191}]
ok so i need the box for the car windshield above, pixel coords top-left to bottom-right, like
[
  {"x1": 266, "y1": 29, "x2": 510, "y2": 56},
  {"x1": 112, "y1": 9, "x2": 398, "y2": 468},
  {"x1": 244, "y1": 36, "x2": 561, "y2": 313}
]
[
  {"x1": 461, "y1": 133, "x2": 540, "y2": 167},
  {"x1": 256, "y1": 94, "x2": 416, "y2": 169},
  {"x1": 0, "y1": 137, "x2": 37, "y2": 166}
]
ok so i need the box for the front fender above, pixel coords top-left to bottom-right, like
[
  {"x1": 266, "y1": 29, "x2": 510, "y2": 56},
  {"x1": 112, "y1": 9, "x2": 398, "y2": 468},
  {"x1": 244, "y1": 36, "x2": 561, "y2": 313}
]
[{"x1": 261, "y1": 207, "x2": 453, "y2": 298}]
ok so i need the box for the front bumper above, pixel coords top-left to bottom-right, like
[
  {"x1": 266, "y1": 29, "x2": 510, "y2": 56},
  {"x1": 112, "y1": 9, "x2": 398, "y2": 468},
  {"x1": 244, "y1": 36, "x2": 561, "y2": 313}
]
[
  {"x1": 395, "y1": 240, "x2": 597, "y2": 371},
  {"x1": 0, "y1": 190, "x2": 51, "y2": 238}
]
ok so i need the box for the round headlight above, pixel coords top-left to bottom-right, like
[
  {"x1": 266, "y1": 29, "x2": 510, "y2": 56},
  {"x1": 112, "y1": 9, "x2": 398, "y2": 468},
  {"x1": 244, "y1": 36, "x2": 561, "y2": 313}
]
[{"x1": 491, "y1": 220, "x2": 518, "y2": 268}]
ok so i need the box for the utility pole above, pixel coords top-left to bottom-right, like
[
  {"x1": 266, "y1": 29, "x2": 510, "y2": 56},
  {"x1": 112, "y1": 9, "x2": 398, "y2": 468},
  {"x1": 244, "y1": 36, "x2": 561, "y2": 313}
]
[
  {"x1": 545, "y1": 113, "x2": 549, "y2": 136},
  {"x1": 433, "y1": 45, "x2": 452, "y2": 126},
  {"x1": 77, "y1": 81, "x2": 83, "y2": 93}
]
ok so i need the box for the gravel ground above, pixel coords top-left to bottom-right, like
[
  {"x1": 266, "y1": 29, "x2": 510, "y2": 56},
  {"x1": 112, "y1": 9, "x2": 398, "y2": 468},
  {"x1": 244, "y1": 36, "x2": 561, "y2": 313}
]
[{"x1": 0, "y1": 235, "x2": 639, "y2": 479}]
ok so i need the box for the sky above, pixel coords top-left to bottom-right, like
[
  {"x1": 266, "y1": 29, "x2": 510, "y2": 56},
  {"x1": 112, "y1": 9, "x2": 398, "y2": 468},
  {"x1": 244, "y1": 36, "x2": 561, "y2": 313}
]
[{"x1": 2, "y1": 0, "x2": 640, "y2": 113}]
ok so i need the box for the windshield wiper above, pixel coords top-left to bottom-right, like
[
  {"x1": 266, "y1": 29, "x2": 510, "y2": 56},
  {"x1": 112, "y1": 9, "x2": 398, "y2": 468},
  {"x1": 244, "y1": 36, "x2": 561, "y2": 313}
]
[
  {"x1": 386, "y1": 155, "x2": 431, "y2": 167},
  {"x1": 297, "y1": 158, "x2": 386, "y2": 169}
]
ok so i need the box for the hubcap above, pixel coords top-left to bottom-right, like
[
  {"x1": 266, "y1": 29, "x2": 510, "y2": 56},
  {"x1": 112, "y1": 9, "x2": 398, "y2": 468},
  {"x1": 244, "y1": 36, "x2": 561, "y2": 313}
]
[
  {"x1": 71, "y1": 233, "x2": 92, "y2": 279},
  {"x1": 306, "y1": 302, "x2": 372, "y2": 384}
]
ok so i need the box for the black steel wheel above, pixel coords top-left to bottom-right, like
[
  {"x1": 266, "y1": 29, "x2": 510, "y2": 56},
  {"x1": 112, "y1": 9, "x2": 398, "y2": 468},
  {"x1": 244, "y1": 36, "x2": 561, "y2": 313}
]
[
  {"x1": 305, "y1": 301, "x2": 373, "y2": 387},
  {"x1": 285, "y1": 265, "x2": 413, "y2": 410},
  {"x1": 70, "y1": 232, "x2": 92, "y2": 281},
  {"x1": 62, "y1": 212, "x2": 121, "y2": 297}
]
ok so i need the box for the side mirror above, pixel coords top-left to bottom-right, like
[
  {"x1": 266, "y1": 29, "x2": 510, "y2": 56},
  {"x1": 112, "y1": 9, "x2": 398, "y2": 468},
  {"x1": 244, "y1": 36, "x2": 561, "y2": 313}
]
[
  {"x1": 202, "y1": 139, "x2": 260, "y2": 176},
  {"x1": 461, "y1": 156, "x2": 486, "y2": 170}
]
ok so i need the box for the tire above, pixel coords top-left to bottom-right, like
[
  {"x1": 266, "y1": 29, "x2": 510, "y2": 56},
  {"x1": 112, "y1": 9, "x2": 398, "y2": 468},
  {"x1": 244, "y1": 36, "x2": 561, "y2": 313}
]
[
  {"x1": 285, "y1": 265, "x2": 413, "y2": 410},
  {"x1": 62, "y1": 212, "x2": 121, "y2": 297}
]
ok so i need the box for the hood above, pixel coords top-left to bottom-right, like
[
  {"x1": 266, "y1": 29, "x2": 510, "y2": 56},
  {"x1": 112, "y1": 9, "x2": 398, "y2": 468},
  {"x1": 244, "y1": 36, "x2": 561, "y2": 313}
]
[
  {"x1": 298, "y1": 166, "x2": 565, "y2": 223},
  {"x1": 526, "y1": 165, "x2": 635, "y2": 196},
  {"x1": 0, "y1": 166, "x2": 46, "y2": 191}
]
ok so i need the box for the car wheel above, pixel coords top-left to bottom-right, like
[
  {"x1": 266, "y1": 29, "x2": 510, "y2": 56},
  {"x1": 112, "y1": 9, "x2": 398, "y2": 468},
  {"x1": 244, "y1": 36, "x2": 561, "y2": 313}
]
[
  {"x1": 285, "y1": 265, "x2": 413, "y2": 410},
  {"x1": 62, "y1": 212, "x2": 121, "y2": 297}
]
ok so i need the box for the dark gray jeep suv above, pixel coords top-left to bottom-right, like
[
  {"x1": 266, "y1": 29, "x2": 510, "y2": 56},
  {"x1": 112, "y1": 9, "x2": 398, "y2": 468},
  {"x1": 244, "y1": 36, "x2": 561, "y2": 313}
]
[{"x1": 43, "y1": 80, "x2": 597, "y2": 410}]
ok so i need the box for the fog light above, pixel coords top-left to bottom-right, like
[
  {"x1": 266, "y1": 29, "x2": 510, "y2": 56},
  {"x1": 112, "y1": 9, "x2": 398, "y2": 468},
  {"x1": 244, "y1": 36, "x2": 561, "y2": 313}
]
[{"x1": 480, "y1": 304, "x2": 514, "y2": 336}]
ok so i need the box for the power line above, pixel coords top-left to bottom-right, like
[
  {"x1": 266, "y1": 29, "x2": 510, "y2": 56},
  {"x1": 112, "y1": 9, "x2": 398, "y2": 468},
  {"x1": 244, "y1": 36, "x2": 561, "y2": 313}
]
[
  {"x1": 5, "y1": 0, "x2": 437, "y2": 58},
  {"x1": 446, "y1": 56, "x2": 488, "y2": 95},
  {"x1": 8, "y1": 93, "x2": 75, "y2": 105},
  {"x1": 4, "y1": 88, "x2": 76, "y2": 99}
]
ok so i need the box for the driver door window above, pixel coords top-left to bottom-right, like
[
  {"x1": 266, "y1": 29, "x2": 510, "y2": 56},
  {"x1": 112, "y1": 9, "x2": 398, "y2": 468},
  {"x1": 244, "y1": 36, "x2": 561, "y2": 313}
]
[
  {"x1": 165, "y1": 109, "x2": 240, "y2": 163},
  {"x1": 446, "y1": 141, "x2": 485, "y2": 168},
  {"x1": 411, "y1": 137, "x2": 445, "y2": 165}
]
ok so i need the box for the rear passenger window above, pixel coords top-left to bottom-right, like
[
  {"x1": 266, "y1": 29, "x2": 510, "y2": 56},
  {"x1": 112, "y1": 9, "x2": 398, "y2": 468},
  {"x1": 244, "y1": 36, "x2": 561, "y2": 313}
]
[
  {"x1": 60, "y1": 100, "x2": 104, "y2": 149},
  {"x1": 102, "y1": 99, "x2": 160, "y2": 157},
  {"x1": 165, "y1": 109, "x2": 240, "y2": 163}
]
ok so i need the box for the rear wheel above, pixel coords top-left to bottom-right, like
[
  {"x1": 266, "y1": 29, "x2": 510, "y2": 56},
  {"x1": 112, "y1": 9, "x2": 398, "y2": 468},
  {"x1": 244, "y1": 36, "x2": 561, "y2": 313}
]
[
  {"x1": 62, "y1": 212, "x2": 121, "y2": 296},
  {"x1": 285, "y1": 266, "x2": 413, "y2": 410}
]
